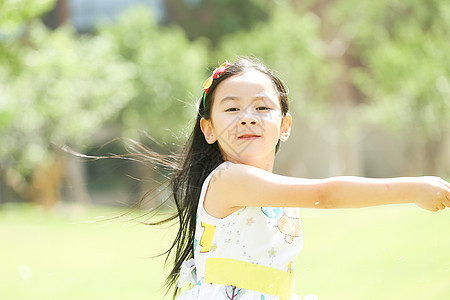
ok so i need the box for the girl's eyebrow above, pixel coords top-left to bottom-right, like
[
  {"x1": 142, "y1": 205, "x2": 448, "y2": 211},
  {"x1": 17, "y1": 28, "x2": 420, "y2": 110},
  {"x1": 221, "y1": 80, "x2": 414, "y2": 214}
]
[
  {"x1": 219, "y1": 96, "x2": 239, "y2": 104},
  {"x1": 254, "y1": 93, "x2": 278, "y2": 105}
]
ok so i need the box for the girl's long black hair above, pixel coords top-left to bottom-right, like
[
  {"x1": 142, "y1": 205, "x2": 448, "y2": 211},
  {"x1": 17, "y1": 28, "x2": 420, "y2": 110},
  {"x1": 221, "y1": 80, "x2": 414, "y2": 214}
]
[{"x1": 142, "y1": 57, "x2": 289, "y2": 298}]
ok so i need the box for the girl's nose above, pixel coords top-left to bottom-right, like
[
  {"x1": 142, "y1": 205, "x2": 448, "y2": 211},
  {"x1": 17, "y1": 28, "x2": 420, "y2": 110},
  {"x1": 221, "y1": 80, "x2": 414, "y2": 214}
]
[{"x1": 240, "y1": 111, "x2": 257, "y2": 126}]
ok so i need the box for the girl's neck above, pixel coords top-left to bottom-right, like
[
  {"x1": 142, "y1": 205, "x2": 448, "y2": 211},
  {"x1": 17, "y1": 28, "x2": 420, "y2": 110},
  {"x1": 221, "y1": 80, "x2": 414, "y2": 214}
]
[{"x1": 225, "y1": 155, "x2": 275, "y2": 172}]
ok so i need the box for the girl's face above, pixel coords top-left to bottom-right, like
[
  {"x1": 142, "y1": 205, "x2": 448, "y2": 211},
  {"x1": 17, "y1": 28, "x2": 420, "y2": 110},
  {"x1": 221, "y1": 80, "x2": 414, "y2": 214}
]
[{"x1": 200, "y1": 69, "x2": 292, "y2": 170}]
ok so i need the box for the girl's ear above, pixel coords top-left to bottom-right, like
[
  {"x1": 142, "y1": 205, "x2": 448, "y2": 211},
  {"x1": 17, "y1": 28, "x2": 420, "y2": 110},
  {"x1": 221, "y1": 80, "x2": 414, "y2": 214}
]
[
  {"x1": 200, "y1": 118, "x2": 217, "y2": 144},
  {"x1": 279, "y1": 113, "x2": 292, "y2": 142}
]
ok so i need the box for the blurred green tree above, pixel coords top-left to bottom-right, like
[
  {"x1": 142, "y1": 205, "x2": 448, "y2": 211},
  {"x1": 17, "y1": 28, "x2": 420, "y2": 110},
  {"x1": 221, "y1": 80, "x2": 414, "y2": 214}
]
[
  {"x1": 91, "y1": 6, "x2": 210, "y2": 207},
  {"x1": 0, "y1": 0, "x2": 56, "y2": 72},
  {"x1": 0, "y1": 21, "x2": 135, "y2": 206},
  {"x1": 0, "y1": 4, "x2": 208, "y2": 206},
  {"x1": 217, "y1": 0, "x2": 449, "y2": 176},
  {"x1": 328, "y1": 0, "x2": 450, "y2": 174},
  {"x1": 217, "y1": 3, "x2": 334, "y2": 119},
  {"x1": 164, "y1": 0, "x2": 270, "y2": 46},
  {"x1": 1, "y1": 0, "x2": 448, "y2": 207},
  {"x1": 98, "y1": 6, "x2": 208, "y2": 144}
]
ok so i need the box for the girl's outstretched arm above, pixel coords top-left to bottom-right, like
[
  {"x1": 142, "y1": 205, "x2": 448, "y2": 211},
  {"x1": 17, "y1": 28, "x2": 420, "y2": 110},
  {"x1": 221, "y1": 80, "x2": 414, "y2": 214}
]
[{"x1": 205, "y1": 163, "x2": 450, "y2": 218}]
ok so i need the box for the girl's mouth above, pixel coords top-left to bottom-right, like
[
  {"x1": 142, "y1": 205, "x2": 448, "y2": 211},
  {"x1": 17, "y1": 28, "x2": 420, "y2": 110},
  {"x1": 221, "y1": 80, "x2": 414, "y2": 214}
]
[{"x1": 238, "y1": 134, "x2": 262, "y2": 140}]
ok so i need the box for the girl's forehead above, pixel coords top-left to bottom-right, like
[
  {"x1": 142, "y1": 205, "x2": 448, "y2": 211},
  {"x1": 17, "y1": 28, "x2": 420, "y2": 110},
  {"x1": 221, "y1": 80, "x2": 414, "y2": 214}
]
[
  {"x1": 215, "y1": 70, "x2": 277, "y2": 97},
  {"x1": 225, "y1": 69, "x2": 272, "y2": 85}
]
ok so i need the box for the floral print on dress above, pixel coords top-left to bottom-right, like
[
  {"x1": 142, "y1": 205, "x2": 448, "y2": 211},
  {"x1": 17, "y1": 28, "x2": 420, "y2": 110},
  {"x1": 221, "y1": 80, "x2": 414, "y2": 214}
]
[
  {"x1": 261, "y1": 207, "x2": 283, "y2": 224},
  {"x1": 261, "y1": 207, "x2": 302, "y2": 244},
  {"x1": 222, "y1": 285, "x2": 246, "y2": 299}
]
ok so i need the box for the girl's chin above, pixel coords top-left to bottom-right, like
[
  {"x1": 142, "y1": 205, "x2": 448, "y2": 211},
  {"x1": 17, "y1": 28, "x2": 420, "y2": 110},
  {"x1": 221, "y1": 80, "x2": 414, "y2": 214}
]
[{"x1": 218, "y1": 141, "x2": 277, "y2": 163}]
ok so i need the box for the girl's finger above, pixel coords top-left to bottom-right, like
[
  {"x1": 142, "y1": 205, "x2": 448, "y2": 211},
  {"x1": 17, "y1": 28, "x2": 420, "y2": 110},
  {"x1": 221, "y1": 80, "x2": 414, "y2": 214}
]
[
  {"x1": 443, "y1": 193, "x2": 450, "y2": 207},
  {"x1": 443, "y1": 187, "x2": 450, "y2": 200}
]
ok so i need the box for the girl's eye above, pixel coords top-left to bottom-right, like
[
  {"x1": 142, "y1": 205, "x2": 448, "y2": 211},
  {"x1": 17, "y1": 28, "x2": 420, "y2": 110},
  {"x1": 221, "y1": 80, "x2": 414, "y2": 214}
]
[
  {"x1": 225, "y1": 108, "x2": 239, "y2": 112},
  {"x1": 256, "y1": 106, "x2": 271, "y2": 111}
]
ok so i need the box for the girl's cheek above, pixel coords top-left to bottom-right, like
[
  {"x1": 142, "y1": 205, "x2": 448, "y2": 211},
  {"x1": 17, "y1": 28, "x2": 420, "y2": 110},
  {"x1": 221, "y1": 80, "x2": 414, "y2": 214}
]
[{"x1": 263, "y1": 111, "x2": 281, "y2": 123}]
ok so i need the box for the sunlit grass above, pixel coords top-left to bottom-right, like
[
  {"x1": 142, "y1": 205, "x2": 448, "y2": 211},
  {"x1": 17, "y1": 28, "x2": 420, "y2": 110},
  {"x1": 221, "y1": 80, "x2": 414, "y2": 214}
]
[
  {"x1": 0, "y1": 204, "x2": 174, "y2": 300},
  {"x1": 297, "y1": 206, "x2": 450, "y2": 299},
  {"x1": 1, "y1": 204, "x2": 449, "y2": 299}
]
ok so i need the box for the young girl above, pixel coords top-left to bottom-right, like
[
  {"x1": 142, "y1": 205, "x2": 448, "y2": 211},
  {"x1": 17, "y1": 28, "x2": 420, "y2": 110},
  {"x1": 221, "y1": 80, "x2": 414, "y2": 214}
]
[{"x1": 156, "y1": 58, "x2": 449, "y2": 300}]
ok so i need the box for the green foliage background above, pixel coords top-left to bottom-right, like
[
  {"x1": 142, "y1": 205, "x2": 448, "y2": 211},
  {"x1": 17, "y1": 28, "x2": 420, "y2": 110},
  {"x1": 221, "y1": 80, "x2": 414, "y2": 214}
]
[{"x1": 1, "y1": 0, "x2": 449, "y2": 200}]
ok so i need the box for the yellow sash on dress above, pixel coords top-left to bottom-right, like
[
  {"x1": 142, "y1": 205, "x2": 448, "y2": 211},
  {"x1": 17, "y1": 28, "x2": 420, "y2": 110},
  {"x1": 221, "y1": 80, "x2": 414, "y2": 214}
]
[{"x1": 204, "y1": 257, "x2": 295, "y2": 299}]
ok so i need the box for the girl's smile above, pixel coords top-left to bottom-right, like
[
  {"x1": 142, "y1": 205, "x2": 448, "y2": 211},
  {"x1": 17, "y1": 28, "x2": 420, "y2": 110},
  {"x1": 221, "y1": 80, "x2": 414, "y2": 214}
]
[
  {"x1": 238, "y1": 134, "x2": 262, "y2": 140},
  {"x1": 200, "y1": 69, "x2": 292, "y2": 171}
]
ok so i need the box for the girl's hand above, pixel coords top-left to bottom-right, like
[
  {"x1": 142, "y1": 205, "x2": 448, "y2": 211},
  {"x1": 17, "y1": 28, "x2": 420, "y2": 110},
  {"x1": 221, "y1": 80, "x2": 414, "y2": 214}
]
[{"x1": 413, "y1": 177, "x2": 450, "y2": 212}]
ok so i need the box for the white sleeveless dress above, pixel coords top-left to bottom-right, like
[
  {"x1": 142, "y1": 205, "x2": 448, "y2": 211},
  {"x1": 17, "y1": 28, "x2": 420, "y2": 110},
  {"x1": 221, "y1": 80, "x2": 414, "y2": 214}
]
[{"x1": 176, "y1": 162, "x2": 303, "y2": 300}]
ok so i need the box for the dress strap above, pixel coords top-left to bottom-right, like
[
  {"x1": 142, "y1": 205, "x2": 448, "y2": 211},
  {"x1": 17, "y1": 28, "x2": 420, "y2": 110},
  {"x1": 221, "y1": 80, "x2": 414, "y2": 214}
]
[
  {"x1": 197, "y1": 171, "x2": 214, "y2": 213},
  {"x1": 197, "y1": 161, "x2": 232, "y2": 214}
]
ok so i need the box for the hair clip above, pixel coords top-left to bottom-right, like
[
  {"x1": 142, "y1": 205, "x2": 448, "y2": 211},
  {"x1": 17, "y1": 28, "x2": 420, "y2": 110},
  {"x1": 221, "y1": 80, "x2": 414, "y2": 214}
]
[{"x1": 202, "y1": 61, "x2": 230, "y2": 108}]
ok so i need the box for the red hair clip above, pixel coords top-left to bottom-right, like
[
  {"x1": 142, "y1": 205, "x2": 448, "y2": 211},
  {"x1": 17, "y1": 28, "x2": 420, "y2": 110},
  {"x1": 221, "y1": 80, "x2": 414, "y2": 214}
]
[{"x1": 202, "y1": 61, "x2": 230, "y2": 94}]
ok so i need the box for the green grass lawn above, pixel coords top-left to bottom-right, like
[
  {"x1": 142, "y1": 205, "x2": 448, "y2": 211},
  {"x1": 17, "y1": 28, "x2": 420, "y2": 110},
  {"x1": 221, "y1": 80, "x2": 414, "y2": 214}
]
[{"x1": 1, "y1": 203, "x2": 449, "y2": 300}]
